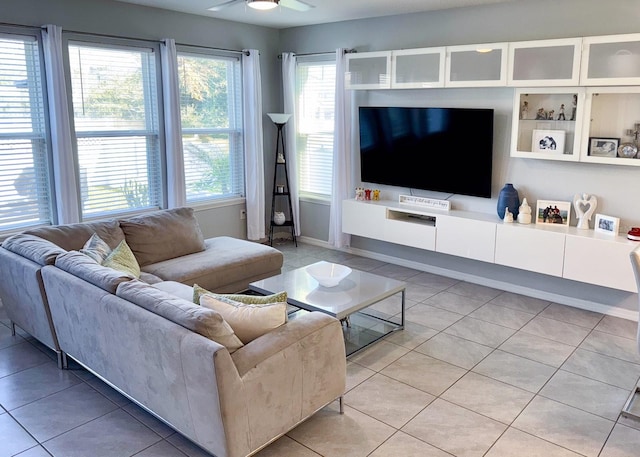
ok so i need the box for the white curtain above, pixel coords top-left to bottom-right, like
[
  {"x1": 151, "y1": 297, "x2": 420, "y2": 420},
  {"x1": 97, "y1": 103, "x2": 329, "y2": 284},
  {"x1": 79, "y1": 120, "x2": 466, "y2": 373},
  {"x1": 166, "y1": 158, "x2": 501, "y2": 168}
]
[
  {"x1": 328, "y1": 48, "x2": 352, "y2": 248},
  {"x1": 42, "y1": 25, "x2": 80, "y2": 224},
  {"x1": 282, "y1": 53, "x2": 300, "y2": 236},
  {"x1": 242, "y1": 49, "x2": 265, "y2": 241},
  {"x1": 160, "y1": 39, "x2": 186, "y2": 208}
]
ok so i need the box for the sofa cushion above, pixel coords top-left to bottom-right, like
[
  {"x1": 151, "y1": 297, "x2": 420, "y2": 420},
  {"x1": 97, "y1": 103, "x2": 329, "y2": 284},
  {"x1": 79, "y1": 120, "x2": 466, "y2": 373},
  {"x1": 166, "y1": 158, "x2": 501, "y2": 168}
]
[
  {"x1": 142, "y1": 237, "x2": 283, "y2": 292},
  {"x1": 1, "y1": 233, "x2": 66, "y2": 266},
  {"x1": 200, "y1": 294, "x2": 287, "y2": 344},
  {"x1": 80, "y1": 233, "x2": 112, "y2": 263},
  {"x1": 193, "y1": 283, "x2": 287, "y2": 305},
  {"x1": 103, "y1": 240, "x2": 140, "y2": 278},
  {"x1": 153, "y1": 281, "x2": 194, "y2": 302},
  {"x1": 55, "y1": 251, "x2": 133, "y2": 293},
  {"x1": 25, "y1": 220, "x2": 125, "y2": 251},
  {"x1": 119, "y1": 207, "x2": 205, "y2": 267},
  {"x1": 117, "y1": 280, "x2": 243, "y2": 352}
]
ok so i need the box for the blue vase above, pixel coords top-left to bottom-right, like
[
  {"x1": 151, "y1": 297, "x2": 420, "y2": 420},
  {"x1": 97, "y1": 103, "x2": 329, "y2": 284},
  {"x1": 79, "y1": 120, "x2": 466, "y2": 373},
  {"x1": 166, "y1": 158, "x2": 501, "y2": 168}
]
[{"x1": 497, "y1": 183, "x2": 520, "y2": 220}]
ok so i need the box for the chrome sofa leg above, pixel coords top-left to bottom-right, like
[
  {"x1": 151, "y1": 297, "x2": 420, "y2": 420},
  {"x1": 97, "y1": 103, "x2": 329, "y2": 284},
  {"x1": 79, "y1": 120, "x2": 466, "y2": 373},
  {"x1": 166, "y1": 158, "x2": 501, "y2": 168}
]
[
  {"x1": 57, "y1": 351, "x2": 68, "y2": 370},
  {"x1": 10, "y1": 321, "x2": 16, "y2": 336},
  {"x1": 339, "y1": 396, "x2": 344, "y2": 414}
]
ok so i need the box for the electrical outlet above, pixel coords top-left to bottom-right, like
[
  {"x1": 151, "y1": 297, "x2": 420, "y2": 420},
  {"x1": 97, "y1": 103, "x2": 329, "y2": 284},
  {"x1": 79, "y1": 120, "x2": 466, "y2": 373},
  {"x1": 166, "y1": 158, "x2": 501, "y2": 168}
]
[{"x1": 240, "y1": 209, "x2": 246, "y2": 220}]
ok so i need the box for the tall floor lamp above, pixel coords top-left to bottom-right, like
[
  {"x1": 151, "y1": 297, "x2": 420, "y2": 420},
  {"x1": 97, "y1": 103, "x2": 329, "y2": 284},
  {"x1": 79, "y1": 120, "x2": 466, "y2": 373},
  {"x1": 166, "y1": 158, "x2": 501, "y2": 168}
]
[{"x1": 267, "y1": 113, "x2": 296, "y2": 246}]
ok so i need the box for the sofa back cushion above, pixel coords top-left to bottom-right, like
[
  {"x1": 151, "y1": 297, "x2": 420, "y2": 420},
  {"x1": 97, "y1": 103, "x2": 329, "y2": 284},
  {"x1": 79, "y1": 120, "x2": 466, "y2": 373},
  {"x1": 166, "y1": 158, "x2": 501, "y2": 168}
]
[
  {"x1": 55, "y1": 251, "x2": 133, "y2": 293},
  {"x1": 117, "y1": 280, "x2": 243, "y2": 352},
  {"x1": 25, "y1": 220, "x2": 125, "y2": 251},
  {"x1": 119, "y1": 207, "x2": 206, "y2": 267},
  {"x1": 1, "y1": 233, "x2": 67, "y2": 266}
]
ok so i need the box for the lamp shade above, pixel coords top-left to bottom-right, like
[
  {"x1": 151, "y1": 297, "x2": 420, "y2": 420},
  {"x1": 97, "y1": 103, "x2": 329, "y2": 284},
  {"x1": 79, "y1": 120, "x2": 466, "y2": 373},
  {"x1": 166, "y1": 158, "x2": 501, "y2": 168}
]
[
  {"x1": 267, "y1": 113, "x2": 291, "y2": 124},
  {"x1": 247, "y1": 0, "x2": 279, "y2": 10}
]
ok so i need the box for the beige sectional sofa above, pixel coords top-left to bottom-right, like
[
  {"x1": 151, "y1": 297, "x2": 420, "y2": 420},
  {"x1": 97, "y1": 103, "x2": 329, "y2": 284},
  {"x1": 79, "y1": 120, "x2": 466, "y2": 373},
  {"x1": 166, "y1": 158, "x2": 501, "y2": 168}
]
[{"x1": 0, "y1": 208, "x2": 347, "y2": 457}]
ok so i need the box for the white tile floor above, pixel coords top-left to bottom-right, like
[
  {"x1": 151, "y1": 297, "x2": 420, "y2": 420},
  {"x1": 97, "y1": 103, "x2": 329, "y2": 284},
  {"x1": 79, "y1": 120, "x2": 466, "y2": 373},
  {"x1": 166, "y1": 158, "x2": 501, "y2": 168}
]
[{"x1": 1, "y1": 241, "x2": 640, "y2": 456}]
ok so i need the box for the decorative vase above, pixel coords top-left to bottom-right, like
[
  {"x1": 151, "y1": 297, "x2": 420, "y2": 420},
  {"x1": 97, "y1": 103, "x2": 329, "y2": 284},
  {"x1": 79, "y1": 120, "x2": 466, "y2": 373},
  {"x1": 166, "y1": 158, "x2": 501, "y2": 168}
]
[
  {"x1": 273, "y1": 212, "x2": 286, "y2": 225},
  {"x1": 497, "y1": 183, "x2": 520, "y2": 220}
]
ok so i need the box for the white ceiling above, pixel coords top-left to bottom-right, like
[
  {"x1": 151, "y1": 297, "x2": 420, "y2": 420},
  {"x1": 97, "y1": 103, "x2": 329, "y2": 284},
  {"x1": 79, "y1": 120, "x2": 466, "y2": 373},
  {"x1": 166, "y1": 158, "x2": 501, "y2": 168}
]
[{"x1": 112, "y1": 0, "x2": 519, "y2": 29}]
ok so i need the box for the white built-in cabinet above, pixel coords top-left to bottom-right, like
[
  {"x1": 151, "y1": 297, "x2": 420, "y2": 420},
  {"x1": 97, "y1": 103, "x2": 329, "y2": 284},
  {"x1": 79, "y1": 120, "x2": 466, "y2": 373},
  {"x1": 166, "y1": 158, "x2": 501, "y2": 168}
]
[
  {"x1": 508, "y1": 38, "x2": 582, "y2": 86},
  {"x1": 581, "y1": 33, "x2": 640, "y2": 86},
  {"x1": 345, "y1": 51, "x2": 391, "y2": 89},
  {"x1": 445, "y1": 43, "x2": 508, "y2": 87},
  {"x1": 342, "y1": 199, "x2": 638, "y2": 293},
  {"x1": 391, "y1": 47, "x2": 446, "y2": 88}
]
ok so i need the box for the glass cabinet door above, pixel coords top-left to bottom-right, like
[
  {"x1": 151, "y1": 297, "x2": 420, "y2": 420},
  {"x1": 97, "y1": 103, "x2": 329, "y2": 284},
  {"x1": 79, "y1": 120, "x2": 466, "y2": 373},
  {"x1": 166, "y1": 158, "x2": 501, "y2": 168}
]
[
  {"x1": 345, "y1": 51, "x2": 391, "y2": 89},
  {"x1": 391, "y1": 47, "x2": 445, "y2": 88},
  {"x1": 508, "y1": 38, "x2": 581, "y2": 86},
  {"x1": 510, "y1": 88, "x2": 584, "y2": 161},
  {"x1": 580, "y1": 87, "x2": 640, "y2": 166},
  {"x1": 581, "y1": 33, "x2": 640, "y2": 85},
  {"x1": 445, "y1": 43, "x2": 507, "y2": 87}
]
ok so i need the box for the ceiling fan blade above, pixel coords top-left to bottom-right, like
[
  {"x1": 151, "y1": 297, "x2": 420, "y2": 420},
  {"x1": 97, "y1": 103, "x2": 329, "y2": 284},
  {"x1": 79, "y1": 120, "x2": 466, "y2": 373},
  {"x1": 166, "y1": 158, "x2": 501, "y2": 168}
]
[
  {"x1": 279, "y1": 0, "x2": 315, "y2": 11},
  {"x1": 208, "y1": 0, "x2": 243, "y2": 11}
]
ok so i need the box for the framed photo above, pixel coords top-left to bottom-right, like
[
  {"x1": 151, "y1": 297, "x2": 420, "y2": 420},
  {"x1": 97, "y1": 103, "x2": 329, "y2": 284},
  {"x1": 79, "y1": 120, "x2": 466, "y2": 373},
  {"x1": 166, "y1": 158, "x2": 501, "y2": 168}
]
[
  {"x1": 532, "y1": 129, "x2": 566, "y2": 154},
  {"x1": 589, "y1": 137, "x2": 619, "y2": 157},
  {"x1": 536, "y1": 200, "x2": 571, "y2": 226},
  {"x1": 594, "y1": 213, "x2": 620, "y2": 235}
]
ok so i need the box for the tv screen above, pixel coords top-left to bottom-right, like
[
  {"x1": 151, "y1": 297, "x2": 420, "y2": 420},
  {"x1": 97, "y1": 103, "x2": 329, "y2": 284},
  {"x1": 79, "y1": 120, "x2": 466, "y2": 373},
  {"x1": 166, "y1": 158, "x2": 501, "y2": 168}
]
[{"x1": 359, "y1": 106, "x2": 494, "y2": 198}]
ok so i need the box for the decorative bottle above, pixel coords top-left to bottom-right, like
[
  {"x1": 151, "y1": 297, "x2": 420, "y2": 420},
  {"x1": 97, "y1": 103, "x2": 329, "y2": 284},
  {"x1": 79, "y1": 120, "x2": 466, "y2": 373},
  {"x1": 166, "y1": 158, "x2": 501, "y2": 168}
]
[{"x1": 497, "y1": 183, "x2": 520, "y2": 220}]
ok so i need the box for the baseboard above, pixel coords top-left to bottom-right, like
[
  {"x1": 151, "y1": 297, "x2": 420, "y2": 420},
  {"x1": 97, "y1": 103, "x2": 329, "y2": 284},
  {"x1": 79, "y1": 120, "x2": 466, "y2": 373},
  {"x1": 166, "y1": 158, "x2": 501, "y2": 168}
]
[{"x1": 297, "y1": 236, "x2": 639, "y2": 322}]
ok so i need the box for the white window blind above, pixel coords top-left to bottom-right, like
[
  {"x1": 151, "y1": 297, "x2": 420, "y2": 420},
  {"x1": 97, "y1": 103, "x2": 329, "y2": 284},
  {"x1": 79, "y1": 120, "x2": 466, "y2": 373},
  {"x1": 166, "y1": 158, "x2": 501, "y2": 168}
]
[
  {"x1": 0, "y1": 33, "x2": 52, "y2": 231},
  {"x1": 177, "y1": 52, "x2": 244, "y2": 203},
  {"x1": 68, "y1": 42, "x2": 162, "y2": 218},
  {"x1": 296, "y1": 59, "x2": 336, "y2": 197}
]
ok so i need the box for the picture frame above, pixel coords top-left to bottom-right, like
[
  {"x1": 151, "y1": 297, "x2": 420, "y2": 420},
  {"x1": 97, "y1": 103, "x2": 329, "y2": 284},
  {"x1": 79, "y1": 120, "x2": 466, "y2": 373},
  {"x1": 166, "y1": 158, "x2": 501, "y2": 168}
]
[
  {"x1": 536, "y1": 200, "x2": 571, "y2": 226},
  {"x1": 589, "y1": 137, "x2": 619, "y2": 157},
  {"x1": 531, "y1": 129, "x2": 566, "y2": 154},
  {"x1": 594, "y1": 213, "x2": 620, "y2": 235}
]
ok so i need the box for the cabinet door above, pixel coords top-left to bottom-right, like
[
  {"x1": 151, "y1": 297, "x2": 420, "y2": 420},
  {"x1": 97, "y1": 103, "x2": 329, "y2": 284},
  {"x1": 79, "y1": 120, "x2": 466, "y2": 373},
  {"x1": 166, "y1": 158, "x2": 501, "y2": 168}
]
[
  {"x1": 510, "y1": 88, "x2": 584, "y2": 161},
  {"x1": 342, "y1": 200, "x2": 386, "y2": 240},
  {"x1": 495, "y1": 224, "x2": 565, "y2": 277},
  {"x1": 435, "y1": 215, "x2": 496, "y2": 262},
  {"x1": 581, "y1": 33, "x2": 640, "y2": 86},
  {"x1": 391, "y1": 47, "x2": 445, "y2": 89},
  {"x1": 385, "y1": 218, "x2": 436, "y2": 250},
  {"x1": 508, "y1": 38, "x2": 582, "y2": 86},
  {"x1": 445, "y1": 43, "x2": 507, "y2": 87},
  {"x1": 580, "y1": 86, "x2": 640, "y2": 166},
  {"x1": 345, "y1": 51, "x2": 391, "y2": 89},
  {"x1": 563, "y1": 234, "x2": 637, "y2": 292}
]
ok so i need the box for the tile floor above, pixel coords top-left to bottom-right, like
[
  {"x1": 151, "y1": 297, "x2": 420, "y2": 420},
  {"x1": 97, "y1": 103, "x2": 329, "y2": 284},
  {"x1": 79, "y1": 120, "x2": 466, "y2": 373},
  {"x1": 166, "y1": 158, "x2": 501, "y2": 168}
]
[{"x1": 2, "y1": 242, "x2": 640, "y2": 456}]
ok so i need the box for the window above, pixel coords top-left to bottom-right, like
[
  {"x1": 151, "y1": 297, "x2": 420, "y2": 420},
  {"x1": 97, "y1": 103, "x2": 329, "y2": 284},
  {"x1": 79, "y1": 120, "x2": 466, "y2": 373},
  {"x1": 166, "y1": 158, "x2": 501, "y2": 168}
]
[
  {"x1": 67, "y1": 40, "x2": 162, "y2": 218},
  {"x1": 0, "y1": 32, "x2": 52, "y2": 231},
  {"x1": 177, "y1": 51, "x2": 244, "y2": 203},
  {"x1": 296, "y1": 58, "x2": 335, "y2": 197}
]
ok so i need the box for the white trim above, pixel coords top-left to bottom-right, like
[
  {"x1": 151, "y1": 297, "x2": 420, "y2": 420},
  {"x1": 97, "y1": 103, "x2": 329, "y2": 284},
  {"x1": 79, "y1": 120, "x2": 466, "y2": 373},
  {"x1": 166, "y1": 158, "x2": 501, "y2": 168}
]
[{"x1": 297, "y1": 235, "x2": 639, "y2": 322}]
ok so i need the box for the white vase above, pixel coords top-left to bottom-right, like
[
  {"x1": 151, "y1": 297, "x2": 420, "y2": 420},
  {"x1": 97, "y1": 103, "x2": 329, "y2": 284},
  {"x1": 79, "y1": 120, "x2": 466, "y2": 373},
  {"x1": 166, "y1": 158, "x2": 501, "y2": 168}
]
[{"x1": 273, "y1": 212, "x2": 286, "y2": 225}]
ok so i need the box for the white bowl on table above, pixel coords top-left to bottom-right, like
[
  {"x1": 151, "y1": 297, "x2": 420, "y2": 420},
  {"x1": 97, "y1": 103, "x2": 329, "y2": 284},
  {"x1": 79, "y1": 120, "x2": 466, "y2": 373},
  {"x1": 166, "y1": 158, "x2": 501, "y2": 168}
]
[{"x1": 305, "y1": 261, "x2": 352, "y2": 288}]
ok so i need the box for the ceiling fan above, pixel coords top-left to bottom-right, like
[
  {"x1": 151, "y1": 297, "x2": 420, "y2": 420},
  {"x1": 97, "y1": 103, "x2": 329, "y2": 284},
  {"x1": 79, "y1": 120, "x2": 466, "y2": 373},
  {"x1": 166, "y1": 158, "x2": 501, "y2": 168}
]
[{"x1": 208, "y1": 0, "x2": 315, "y2": 12}]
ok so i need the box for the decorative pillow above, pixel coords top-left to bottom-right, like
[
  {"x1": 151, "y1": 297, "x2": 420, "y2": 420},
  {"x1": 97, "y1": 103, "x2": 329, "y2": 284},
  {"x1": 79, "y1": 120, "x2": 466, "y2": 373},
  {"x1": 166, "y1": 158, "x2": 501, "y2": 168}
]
[
  {"x1": 192, "y1": 283, "x2": 287, "y2": 305},
  {"x1": 199, "y1": 294, "x2": 287, "y2": 344},
  {"x1": 80, "y1": 233, "x2": 112, "y2": 263},
  {"x1": 119, "y1": 207, "x2": 206, "y2": 267},
  {"x1": 102, "y1": 240, "x2": 141, "y2": 278}
]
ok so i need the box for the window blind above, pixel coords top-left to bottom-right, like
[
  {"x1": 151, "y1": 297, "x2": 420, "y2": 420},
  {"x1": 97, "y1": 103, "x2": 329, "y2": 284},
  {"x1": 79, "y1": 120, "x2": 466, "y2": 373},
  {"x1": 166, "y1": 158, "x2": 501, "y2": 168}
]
[
  {"x1": 177, "y1": 52, "x2": 244, "y2": 203},
  {"x1": 296, "y1": 60, "x2": 336, "y2": 197},
  {"x1": 68, "y1": 42, "x2": 162, "y2": 218},
  {"x1": 0, "y1": 34, "x2": 52, "y2": 231}
]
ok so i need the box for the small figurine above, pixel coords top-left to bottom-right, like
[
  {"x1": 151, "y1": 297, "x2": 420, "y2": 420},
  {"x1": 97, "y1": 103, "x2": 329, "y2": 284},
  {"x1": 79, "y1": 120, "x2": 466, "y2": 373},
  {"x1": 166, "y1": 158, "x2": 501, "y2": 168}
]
[
  {"x1": 372, "y1": 189, "x2": 380, "y2": 201},
  {"x1": 517, "y1": 198, "x2": 532, "y2": 224},
  {"x1": 355, "y1": 187, "x2": 365, "y2": 201},
  {"x1": 364, "y1": 189, "x2": 372, "y2": 200},
  {"x1": 570, "y1": 94, "x2": 577, "y2": 121},
  {"x1": 535, "y1": 108, "x2": 546, "y2": 120},
  {"x1": 520, "y1": 100, "x2": 529, "y2": 120},
  {"x1": 557, "y1": 104, "x2": 565, "y2": 120},
  {"x1": 277, "y1": 151, "x2": 285, "y2": 164},
  {"x1": 573, "y1": 193, "x2": 597, "y2": 230},
  {"x1": 503, "y1": 208, "x2": 514, "y2": 223},
  {"x1": 547, "y1": 110, "x2": 554, "y2": 120}
]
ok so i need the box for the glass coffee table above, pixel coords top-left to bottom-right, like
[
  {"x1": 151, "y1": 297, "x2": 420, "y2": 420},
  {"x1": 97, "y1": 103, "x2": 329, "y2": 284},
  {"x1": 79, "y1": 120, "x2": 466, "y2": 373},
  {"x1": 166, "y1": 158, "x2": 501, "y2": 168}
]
[{"x1": 249, "y1": 262, "x2": 405, "y2": 356}]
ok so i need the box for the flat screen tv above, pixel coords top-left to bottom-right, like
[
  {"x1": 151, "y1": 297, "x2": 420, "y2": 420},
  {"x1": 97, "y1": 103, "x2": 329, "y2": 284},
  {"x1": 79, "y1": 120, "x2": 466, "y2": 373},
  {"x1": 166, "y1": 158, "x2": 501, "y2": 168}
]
[{"x1": 359, "y1": 106, "x2": 494, "y2": 198}]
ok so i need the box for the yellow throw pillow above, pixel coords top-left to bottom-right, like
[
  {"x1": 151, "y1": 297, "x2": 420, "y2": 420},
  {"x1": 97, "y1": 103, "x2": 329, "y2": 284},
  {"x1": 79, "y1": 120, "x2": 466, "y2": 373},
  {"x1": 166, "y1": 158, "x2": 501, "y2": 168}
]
[
  {"x1": 102, "y1": 240, "x2": 141, "y2": 278},
  {"x1": 199, "y1": 294, "x2": 287, "y2": 344},
  {"x1": 193, "y1": 283, "x2": 287, "y2": 306},
  {"x1": 80, "y1": 233, "x2": 112, "y2": 263}
]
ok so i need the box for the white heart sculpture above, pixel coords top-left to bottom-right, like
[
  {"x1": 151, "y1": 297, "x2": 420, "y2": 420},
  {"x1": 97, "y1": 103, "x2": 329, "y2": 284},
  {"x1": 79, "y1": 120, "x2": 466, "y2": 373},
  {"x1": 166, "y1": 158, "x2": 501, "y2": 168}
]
[{"x1": 573, "y1": 193, "x2": 597, "y2": 230}]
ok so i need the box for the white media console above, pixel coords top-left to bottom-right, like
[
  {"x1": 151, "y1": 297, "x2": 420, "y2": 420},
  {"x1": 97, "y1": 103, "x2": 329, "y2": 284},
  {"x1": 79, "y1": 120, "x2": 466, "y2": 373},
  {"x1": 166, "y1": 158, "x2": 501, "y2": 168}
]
[{"x1": 342, "y1": 199, "x2": 638, "y2": 293}]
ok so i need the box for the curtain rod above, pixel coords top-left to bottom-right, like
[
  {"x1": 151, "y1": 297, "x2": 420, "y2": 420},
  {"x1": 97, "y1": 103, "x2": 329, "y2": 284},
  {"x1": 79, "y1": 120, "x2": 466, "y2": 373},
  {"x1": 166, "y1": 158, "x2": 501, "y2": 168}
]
[{"x1": 277, "y1": 48, "x2": 356, "y2": 59}]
